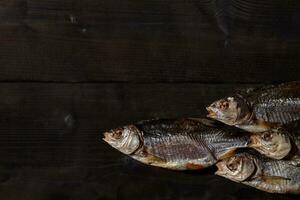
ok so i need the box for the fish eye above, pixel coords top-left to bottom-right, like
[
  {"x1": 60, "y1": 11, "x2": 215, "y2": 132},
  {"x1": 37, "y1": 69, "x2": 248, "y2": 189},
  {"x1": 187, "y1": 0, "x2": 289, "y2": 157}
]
[
  {"x1": 219, "y1": 100, "x2": 229, "y2": 110},
  {"x1": 112, "y1": 129, "x2": 123, "y2": 139},
  {"x1": 261, "y1": 132, "x2": 273, "y2": 141},
  {"x1": 227, "y1": 160, "x2": 239, "y2": 171}
]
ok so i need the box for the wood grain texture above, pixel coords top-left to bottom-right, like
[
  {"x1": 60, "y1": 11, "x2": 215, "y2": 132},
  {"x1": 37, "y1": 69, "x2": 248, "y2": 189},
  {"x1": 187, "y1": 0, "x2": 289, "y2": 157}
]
[
  {"x1": 0, "y1": 0, "x2": 300, "y2": 82},
  {"x1": 0, "y1": 0, "x2": 300, "y2": 199},
  {"x1": 0, "y1": 83, "x2": 298, "y2": 200}
]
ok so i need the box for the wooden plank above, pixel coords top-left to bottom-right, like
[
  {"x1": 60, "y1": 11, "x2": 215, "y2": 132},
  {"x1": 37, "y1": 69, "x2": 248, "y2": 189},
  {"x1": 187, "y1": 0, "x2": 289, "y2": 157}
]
[
  {"x1": 0, "y1": 83, "x2": 297, "y2": 199},
  {"x1": 0, "y1": 1, "x2": 300, "y2": 82},
  {"x1": 4, "y1": 83, "x2": 296, "y2": 200}
]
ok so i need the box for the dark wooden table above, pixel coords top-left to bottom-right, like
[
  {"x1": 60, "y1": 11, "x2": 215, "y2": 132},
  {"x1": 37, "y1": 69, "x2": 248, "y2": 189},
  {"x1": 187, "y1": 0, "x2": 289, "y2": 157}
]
[{"x1": 0, "y1": 1, "x2": 300, "y2": 199}]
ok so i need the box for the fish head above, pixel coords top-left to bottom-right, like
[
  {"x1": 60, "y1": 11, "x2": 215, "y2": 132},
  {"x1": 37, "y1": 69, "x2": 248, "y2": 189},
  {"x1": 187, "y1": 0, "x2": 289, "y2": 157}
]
[
  {"x1": 249, "y1": 129, "x2": 291, "y2": 159},
  {"x1": 206, "y1": 96, "x2": 250, "y2": 126},
  {"x1": 215, "y1": 153, "x2": 256, "y2": 182},
  {"x1": 103, "y1": 125, "x2": 142, "y2": 155}
]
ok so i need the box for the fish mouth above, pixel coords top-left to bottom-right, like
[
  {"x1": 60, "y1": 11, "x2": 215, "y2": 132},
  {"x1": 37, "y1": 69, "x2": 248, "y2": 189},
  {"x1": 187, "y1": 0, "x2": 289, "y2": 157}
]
[
  {"x1": 248, "y1": 135, "x2": 261, "y2": 148},
  {"x1": 206, "y1": 106, "x2": 217, "y2": 118},
  {"x1": 102, "y1": 127, "x2": 125, "y2": 143},
  {"x1": 215, "y1": 162, "x2": 226, "y2": 176},
  {"x1": 102, "y1": 131, "x2": 112, "y2": 143}
]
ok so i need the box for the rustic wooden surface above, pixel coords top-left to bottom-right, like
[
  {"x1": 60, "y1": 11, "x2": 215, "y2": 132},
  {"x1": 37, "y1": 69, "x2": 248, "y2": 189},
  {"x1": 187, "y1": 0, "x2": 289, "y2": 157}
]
[
  {"x1": 1, "y1": 0, "x2": 300, "y2": 83},
  {"x1": 0, "y1": 0, "x2": 300, "y2": 199}
]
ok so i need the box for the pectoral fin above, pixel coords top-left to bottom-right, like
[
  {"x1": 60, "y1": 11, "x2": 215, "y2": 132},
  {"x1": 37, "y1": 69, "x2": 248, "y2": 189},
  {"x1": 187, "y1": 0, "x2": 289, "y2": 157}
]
[
  {"x1": 258, "y1": 176, "x2": 290, "y2": 185},
  {"x1": 218, "y1": 148, "x2": 237, "y2": 160},
  {"x1": 133, "y1": 149, "x2": 166, "y2": 165}
]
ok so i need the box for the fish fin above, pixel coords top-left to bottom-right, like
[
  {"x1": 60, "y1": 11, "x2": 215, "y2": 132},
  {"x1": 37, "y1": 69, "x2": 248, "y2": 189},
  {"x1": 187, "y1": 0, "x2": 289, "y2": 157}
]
[
  {"x1": 186, "y1": 162, "x2": 205, "y2": 170},
  {"x1": 235, "y1": 87, "x2": 257, "y2": 97},
  {"x1": 136, "y1": 149, "x2": 166, "y2": 164},
  {"x1": 236, "y1": 120, "x2": 273, "y2": 132},
  {"x1": 147, "y1": 154, "x2": 166, "y2": 163},
  {"x1": 256, "y1": 119, "x2": 276, "y2": 128},
  {"x1": 218, "y1": 148, "x2": 236, "y2": 160},
  {"x1": 142, "y1": 153, "x2": 167, "y2": 165},
  {"x1": 257, "y1": 176, "x2": 290, "y2": 185}
]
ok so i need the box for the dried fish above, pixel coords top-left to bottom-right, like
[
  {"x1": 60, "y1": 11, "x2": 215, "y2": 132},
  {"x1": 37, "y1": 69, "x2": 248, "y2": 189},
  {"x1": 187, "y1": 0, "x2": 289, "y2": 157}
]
[
  {"x1": 207, "y1": 81, "x2": 300, "y2": 132},
  {"x1": 103, "y1": 118, "x2": 249, "y2": 170},
  {"x1": 216, "y1": 151, "x2": 300, "y2": 194}
]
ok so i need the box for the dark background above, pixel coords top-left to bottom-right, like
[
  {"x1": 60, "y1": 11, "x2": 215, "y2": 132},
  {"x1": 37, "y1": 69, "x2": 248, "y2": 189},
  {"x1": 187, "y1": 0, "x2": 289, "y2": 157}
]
[{"x1": 0, "y1": 0, "x2": 300, "y2": 199}]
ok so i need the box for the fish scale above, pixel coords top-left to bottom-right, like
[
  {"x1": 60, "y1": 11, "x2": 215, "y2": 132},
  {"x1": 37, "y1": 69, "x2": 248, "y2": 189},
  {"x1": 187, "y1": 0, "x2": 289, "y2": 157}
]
[
  {"x1": 136, "y1": 118, "x2": 249, "y2": 168},
  {"x1": 248, "y1": 82, "x2": 300, "y2": 124},
  {"x1": 256, "y1": 98, "x2": 300, "y2": 123},
  {"x1": 148, "y1": 133, "x2": 205, "y2": 161},
  {"x1": 252, "y1": 153, "x2": 300, "y2": 193}
]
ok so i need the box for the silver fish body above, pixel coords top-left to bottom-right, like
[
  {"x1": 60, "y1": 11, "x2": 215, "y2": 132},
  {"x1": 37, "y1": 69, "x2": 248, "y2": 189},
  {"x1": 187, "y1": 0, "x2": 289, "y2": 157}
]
[
  {"x1": 216, "y1": 151, "x2": 300, "y2": 194},
  {"x1": 103, "y1": 118, "x2": 250, "y2": 170},
  {"x1": 207, "y1": 81, "x2": 300, "y2": 132}
]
